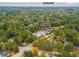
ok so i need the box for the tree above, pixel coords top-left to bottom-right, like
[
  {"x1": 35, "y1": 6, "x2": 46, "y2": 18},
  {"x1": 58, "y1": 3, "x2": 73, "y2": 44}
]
[
  {"x1": 54, "y1": 28, "x2": 65, "y2": 37},
  {"x1": 56, "y1": 41, "x2": 64, "y2": 51},
  {"x1": 73, "y1": 33, "x2": 79, "y2": 46},
  {"x1": 25, "y1": 34, "x2": 37, "y2": 43},
  {"x1": 64, "y1": 42, "x2": 74, "y2": 51},
  {"x1": 0, "y1": 30, "x2": 8, "y2": 42},
  {"x1": 6, "y1": 19, "x2": 25, "y2": 38},
  {"x1": 12, "y1": 44, "x2": 19, "y2": 53},
  {"x1": 14, "y1": 35, "x2": 24, "y2": 45},
  {"x1": 64, "y1": 29, "x2": 77, "y2": 42},
  {"x1": 53, "y1": 28, "x2": 66, "y2": 42},
  {"x1": 4, "y1": 42, "x2": 19, "y2": 53},
  {"x1": 32, "y1": 47, "x2": 38, "y2": 56},
  {"x1": 75, "y1": 36, "x2": 79, "y2": 46},
  {"x1": 0, "y1": 42, "x2": 4, "y2": 50},
  {"x1": 27, "y1": 22, "x2": 39, "y2": 33},
  {"x1": 54, "y1": 19, "x2": 64, "y2": 26},
  {"x1": 0, "y1": 36, "x2": 8, "y2": 42},
  {"x1": 32, "y1": 37, "x2": 53, "y2": 51},
  {"x1": 59, "y1": 51, "x2": 70, "y2": 57}
]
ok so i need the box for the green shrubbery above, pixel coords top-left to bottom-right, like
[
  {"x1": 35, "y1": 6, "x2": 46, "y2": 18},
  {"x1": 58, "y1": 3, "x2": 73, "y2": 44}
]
[{"x1": 24, "y1": 51, "x2": 33, "y2": 57}]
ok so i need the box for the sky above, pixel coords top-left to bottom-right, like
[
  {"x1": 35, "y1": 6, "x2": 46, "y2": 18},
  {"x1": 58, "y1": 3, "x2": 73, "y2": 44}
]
[{"x1": 0, "y1": 2, "x2": 79, "y2": 7}]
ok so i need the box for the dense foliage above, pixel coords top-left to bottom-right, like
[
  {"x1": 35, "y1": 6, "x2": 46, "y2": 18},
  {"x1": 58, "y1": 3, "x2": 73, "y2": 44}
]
[{"x1": 0, "y1": 7, "x2": 79, "y2": 56}]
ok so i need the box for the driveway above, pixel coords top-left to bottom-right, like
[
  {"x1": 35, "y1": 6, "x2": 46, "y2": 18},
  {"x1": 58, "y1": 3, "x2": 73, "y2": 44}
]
[{"x1": 12, "y1": 44, "x2": 32, "y2": 57}]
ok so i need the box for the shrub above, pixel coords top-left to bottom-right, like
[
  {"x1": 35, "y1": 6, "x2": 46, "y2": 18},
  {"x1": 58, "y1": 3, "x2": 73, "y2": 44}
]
[{"x1": 24, "y1": 51, "x2": 33, "y2": 57}]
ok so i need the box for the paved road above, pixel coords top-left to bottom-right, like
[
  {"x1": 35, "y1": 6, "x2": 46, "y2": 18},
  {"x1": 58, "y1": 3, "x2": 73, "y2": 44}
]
[{"x1": 12, "y1": 44, "x2": 32, "y2": 57}]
